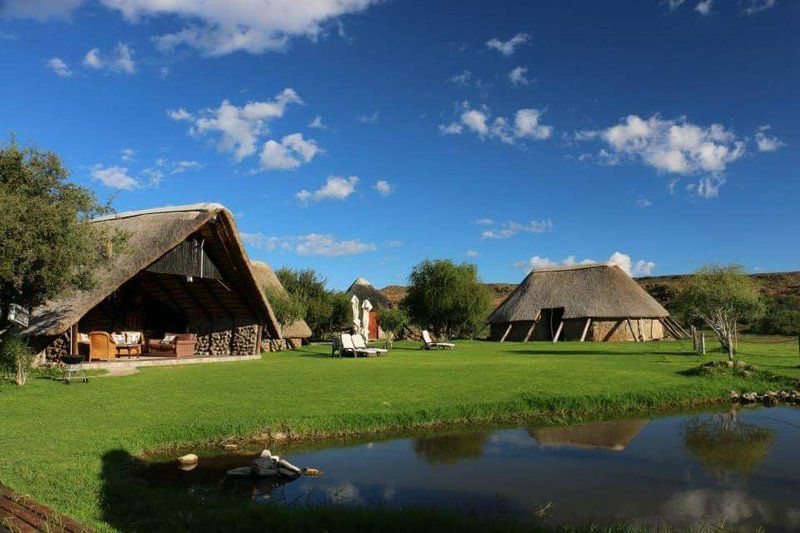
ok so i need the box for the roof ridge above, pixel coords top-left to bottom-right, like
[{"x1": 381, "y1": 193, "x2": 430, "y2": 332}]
[{"x1": 92, "y1": 203, "x2": 226, "y2": 222}]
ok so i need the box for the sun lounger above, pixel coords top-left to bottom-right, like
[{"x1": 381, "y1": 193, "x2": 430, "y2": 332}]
[
  {"x1": 352, "y1": 334, "x2": 388, "y2": 355},
  {"x1": 422, "y1": 330, "x2": 455, "y2": 350},
  {"x1": 341, "y1": 334, "x2": 380, "y2": 357}
]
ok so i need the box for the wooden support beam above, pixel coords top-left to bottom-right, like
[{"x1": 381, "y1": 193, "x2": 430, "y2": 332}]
[
  {"x1": 667, "y1": 317, "x2": 688, "y2": 338},
  {"x1": 580, "y1": 318, "x2": 592, "y2": 342},
  {"x1": 602, "y1": 320, "x2": 624, "y2": 342},
  {"x1": 70, "y1": 324, "x2": 79, "y2": 355},
  {"x1": 552, "y1": 320, "x2": 564, "y2": 343},
  {"x1": 499, "y1": 323, "x2": 513, "y2": 343},
  {"x1": 659, "y1": 317, "x2": 681, "y2": 339},
  {"x1": 174, "y1": 275, "x2": 214, "y2": 321},
  {"x1": 523, "y1": 313, "x2": 540, "y2": 343},
  {"x1": 255, "y1": 324, "x2": 263, "y2": 355},
  {"x1": 626, "y1": 318, "x2": 639, "y2": 342}
]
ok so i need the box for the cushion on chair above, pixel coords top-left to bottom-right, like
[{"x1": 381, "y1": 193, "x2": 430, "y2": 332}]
[
  {"x1": 124, "y1": 331, "x2": 142, "y2": 344},
  {"x1": 78, "y1": 333, "x2": 90, "y2": 343},
  {"x1": 161, "y1": 334, "x2": 177, "y2": 344},
  {"x1": 111, "y1": 333, "x2": 125, "y2": 344}
]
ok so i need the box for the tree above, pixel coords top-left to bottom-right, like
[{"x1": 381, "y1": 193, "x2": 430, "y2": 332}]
[
  {"x1": 403, "y1": 259, "x2": 491, "y2": 340},
  {"x1": 675, "y1": 264, "x2": 765, "y2": 358},
  {"x1": 263, "y1": 288, "x2": 306, "y2": 349},
  {"x1": 0, "y1": 137, "x2": 123, "y2": 336},
  {"x1": 275, "y1": 268, "x2": 350, "y2": 338},
  {"x1": 378, "y1": 307, "x2": 409, "y2": 340}
]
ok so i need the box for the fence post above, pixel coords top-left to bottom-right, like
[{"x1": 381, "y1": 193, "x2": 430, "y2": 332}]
[
  {"x1": 691, "y1": 325, "x2": 697, "y2": 351},
  {"x1": 700, "y1": 333, "x2": 706, "y2": 356},
  {"x1": 727, "y1": 331, "x2": 734, "y2": 361}
]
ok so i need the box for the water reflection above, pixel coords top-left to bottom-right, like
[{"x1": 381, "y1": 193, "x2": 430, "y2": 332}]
[
  {"x1": 413, "y1": 431, "x2": 490, "y2": 464},
  {"x1": 529, "y1": 419, "x2": 648, "y2": 451},
  {"x1": 683, "y1": 410, "x2": 775, "y2": 478}
]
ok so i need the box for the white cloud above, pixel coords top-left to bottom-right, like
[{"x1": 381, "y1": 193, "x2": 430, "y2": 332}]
[
  {"x1": 472, "y1": 218, "x2": 493, "y2": 225},
  {"x1": 296, "y1": 233, "x2": 376, "y2": 256},
  {"x1": 0, "y1": 0, "x2": 83, "y2": 21},
  {"x1": 743, "y1": 0, "x2": 776, "y2": 15},
  {"x1": 296, "y1": 175, "x2": 358, "y2": 203},
  {"x1": 666, "y1": 0, "x2": 687, "y2": 10},
  {"x1": 466, "y1": 250, "x2": 479, "y2": 257},
  {"x1": 508, "y1": 66, "x2": 529, "y2": 86},
  {"x1": 158, "y1": 66, "x2": 170, "y2": 79},
  {"x1": 514, "y1": 251, "x2": 656, "y2": 277},
  {"x1": 172, "y1": 89, "x2": 303, "y2": 161},
  {"x1": 91, "y1": 164, "x2": 138, "y2": 190},
  {"x1": 240, "y1": 232, "x2": 285, "y2": 251},
  {"x1": 173, "y1": 160, "x2": 203, "y2": 173},
  {"x1": 755, "y1": 126, "x2": 785, "y2": 152},
  {"x1": 359, "y1": 111, "x2": 379, "y2": 124},
  {"x1": 374, "y1": 180, "x2": 394, "y2": 196},
  {"x1": 486, "y1": 33, "x2": 530, "y2": 56},
  {"x1": 82, "y1": 43, "x2": 136, "y2": 74},
  {"x1": 440, "y1": 103, "x2": 552, "y2": 145},
  {"x1": 385, "y1": 239, "x2": 404, "y2": 248},
  {"x1": 260, "y1": 133, "x2": 321, "y2": 171},
  {"x1": 636, "y1": 197, "x2": 652, "y2": 208},
  {"x1": 695, "y1": 0, "x2": 713, "y2": 15},
  {"x1": 481, "y1": 219, "x2": 553, "y2": 239},
  {"x1": 120, "y1": 148, "x2": 136, "y2": 162},
  {"x1": 449, "y1": 70, "x2": 472, "y2": 86},
  {"x1": 46, "y1": 57, "x2": 72, "y2": 77},
  {"x1": 308, "y1": 116, "x2": 326, "y2": 129},
  {"x1": 142, "y1": 168, "x2": 163, "y2": 187}
]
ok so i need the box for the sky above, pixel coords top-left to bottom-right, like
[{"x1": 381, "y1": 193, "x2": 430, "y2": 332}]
[{"x1": 0, "y1": 0, "x2": 797, "y2": 290}]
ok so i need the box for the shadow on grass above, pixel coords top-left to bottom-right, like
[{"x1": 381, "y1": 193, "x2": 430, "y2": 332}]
[
  {"x1": 98, "y1": 449, "x2": 541, "y2": 532},
  {"x1": 510, "y1": 349, "x2": 693, "y2": 357}
]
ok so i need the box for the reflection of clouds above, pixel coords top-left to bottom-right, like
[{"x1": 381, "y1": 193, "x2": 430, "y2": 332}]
[
  {"x1": 660, "y1": 489, "x2": 768, "y2": 527},
  {"x1": 324, "y1": 483, "x2": 361, "y2": 504},
  {"x1": 382, "y1": 485, "x2": 396, "y2": 501}
]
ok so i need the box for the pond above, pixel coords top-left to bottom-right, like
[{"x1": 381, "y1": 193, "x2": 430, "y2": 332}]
[{"x1": 140, "y1": 406, "x2": 800, "y2": 531}]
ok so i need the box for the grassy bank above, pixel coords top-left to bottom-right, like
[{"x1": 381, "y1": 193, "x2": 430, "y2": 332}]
[{"x1": 1, "y1": 338, "x2": 799, "y2": 531}]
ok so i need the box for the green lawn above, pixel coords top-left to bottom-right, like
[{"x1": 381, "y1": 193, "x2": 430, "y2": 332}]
[{"x1": 1, "y1": 338, "x2": 799, "y2": 531}]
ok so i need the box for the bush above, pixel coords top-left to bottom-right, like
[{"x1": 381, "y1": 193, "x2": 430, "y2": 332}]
[
  {"x1": 403, "y1": 259, "x2": 491, "y2": 340},
  {"x1": 750, "y1": 307, "x2": 800, "y2": 336},
  {"x1": 378, "y1": 308, "x2": 409, "y2": 340},
  {"x1": 275, "y1": 268, "x2": 349, "y2": 339},
  {"x1": 0, "y1": 333, "x2": 35, "y2": 386}
]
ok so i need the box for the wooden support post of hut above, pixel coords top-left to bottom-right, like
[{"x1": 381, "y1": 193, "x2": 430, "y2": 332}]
[
  {"x1": 552, "y1": 320, "x2": 564, "y2": 343},
  {"x1": 523, "y1": 312, "x2": 541, "y2": 343},
  {"x1": 580, "y1": 318, "x2": 592, "y2": 342},
  {"x1": 499, "y1": 323, "x2": 513, "y2": 343}
]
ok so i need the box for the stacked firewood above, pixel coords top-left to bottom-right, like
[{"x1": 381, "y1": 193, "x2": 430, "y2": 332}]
[
  {"x1": 232, "y1": 325, "x2": 257, "y2": 355},
  {"x1": 44, "y1": 335, "x2": 69, "y2": 360},
  {"x1": 209, "y1": 330, "x2": 233, "y2": 355}
]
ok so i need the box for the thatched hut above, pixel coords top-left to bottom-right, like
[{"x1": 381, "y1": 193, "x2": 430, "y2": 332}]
[
  {"x1": 25, "y1": 203, "x2": 281, "y2": 359},
  {"x1": 488, "y1": 263, "x2": 685, "y2": 342},
  {"x1": 346, "y1": 277, "x2": 391, "y2": 339},
  {"x1": 530, "y1": 419, "x2": 648, "y2": 451},
  {"x1": 250, "y1": 261, "x2": 311, "y2": 350}
]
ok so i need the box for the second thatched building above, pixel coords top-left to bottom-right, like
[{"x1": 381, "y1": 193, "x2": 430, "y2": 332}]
[{"x1": 488, "y1": 263, "x2": 685, "y2": 342}]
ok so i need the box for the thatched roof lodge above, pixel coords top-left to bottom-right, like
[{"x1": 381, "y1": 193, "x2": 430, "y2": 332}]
[
  {"x1": 488, "y1": 263, "x2": 685, "y2": 342},
  {"x1": 530, "y1": 419, "x2": 648, "y2": 451},
  {"x1": 346, "y1": 277, "x2": 392, "y2": 310},
  {"x1": 26, "y1": 203, "x2": 281, "y2": 359},
  {"x1": 250, "y1": 260, "x2": 312, "y2": 348}
]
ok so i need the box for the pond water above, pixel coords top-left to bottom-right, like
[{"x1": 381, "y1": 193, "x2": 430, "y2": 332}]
[{"x1": 140, "y1": 407, "x2": 800, "y2": 531}]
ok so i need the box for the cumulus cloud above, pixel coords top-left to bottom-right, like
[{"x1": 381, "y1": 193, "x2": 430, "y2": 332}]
[
  {"x1": 46, "y1": 57, "x2": 72, "y2": 77},
  {"x1": 486, "y1": 33, "x2": 530, "y2": 55},
  {"x1": 91, "y1": 164, "x2": 138, "y2": 190},
  {"x1": 449, "y1": 70, "x2": 472, "y2": 86},
  {"x1": 481, "y1": 219, "x2": 553, "y2": 239},
  {"x1": 695, "y1": 0, "x2": 713, "y2": 15},
  {"x1": 170, "y1": 89, "x2": 304, "y2": 162},
  {"x1": 440, "y1": 103, "x2": 552, "y2": 145},
  {"x1": 466, "y1": 250, "x2": 479, "y2": 257},
  {"x1": 296, "y1": 175, "x2": 358, "y2": 203},
  {"x1": 472, "y1": 218, "x2": 494, "y2": 225},
  {"x1": 260, "y1": 133, "x2": 321, "y2": 171},
  {"x1": 508, "y1": 66, "x2": 529, "y2": 86},
  {"x1": 241, "y1": 231, "x2": 376, "y2": 256},
  {"x1": 636, "y1": 197, "x2": 652, "y2": 208},
  {"x1": 374, "y1": 180, "x2": 394, "y2": 196},
  {"x1": 0, "y1": 0, "x2": 83, "y2": 21},
  {"x1": 120, "y1": 148, "x2": 136, "y2": 162},
  {"x1": 308, "y1": 116, "x2": 326, "y2": 129},
  {"x1": 82, "y1": 43, "x2": 136, "y2": 74},
  {"x1": 755, "y1": 126, "x2": 785, "y2": 152},
  {"x1": 743, "y1": 0, "x2": 777, "y2": 15},
  {"x1": 514, "y1": 251, "x2": 656, "y2": 277}
]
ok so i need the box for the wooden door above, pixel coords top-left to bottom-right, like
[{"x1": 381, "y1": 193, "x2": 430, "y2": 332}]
[{"x1": 369, "y1": 310, "x2": 379, "y2": 340}]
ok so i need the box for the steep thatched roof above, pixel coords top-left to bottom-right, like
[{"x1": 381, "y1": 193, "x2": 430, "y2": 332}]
[
  {"x1": 25, "y1": 203, "x2": 280, "y2": 338},
  {"x1": 250, "y1": 261, "x2": 312, "y2": 339},
  {"x1": 530, "y1": 419, "x2": 648, "y2": 451},
  {"x1": 346, "y1": 277, "x2": 391, "y2": 309},
  {"x1": 489, "y1": 263, "x2": 669, "y2": 323}
]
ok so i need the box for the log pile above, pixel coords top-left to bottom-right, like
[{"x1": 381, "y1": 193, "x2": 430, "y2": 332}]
[
  {"x1": 232, "y1": 325, "x2": 258, "y2": 355},
  {"x1": 44, "y1": 334, "x2": 69, "y2": 360},
  {"x1": 208, "y1": 330, "x2": 233, "y2": 355}
]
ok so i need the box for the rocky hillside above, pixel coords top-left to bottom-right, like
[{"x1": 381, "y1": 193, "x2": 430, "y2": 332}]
[{"x1": 382, "y1": 271, "x2": 800, "y2": 312}]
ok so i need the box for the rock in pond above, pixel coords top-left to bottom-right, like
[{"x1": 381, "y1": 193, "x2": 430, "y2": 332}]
[
  {"x1": 226, "y1": 449, "x2": 302, "y2": 478},
  {"x1": 177, "y1": 454, "x2": 198, "y2": 466},
  {"x1": 223, "y1": 444, "x2": 238, "y2": 451}
]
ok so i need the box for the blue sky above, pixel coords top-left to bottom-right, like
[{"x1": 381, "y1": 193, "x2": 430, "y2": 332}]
[{"x1": 0, "y1": 0, "x2": 797, "y2": 289}]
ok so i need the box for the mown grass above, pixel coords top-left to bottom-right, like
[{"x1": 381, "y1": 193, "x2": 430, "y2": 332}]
[{"x1": 1, "y1": 337, "x2": 799, "y2": 531}]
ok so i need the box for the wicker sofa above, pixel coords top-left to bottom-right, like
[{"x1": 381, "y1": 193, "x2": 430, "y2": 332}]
[{"x1": 148, "y1": 333, "x2": 197, "y2": 357}]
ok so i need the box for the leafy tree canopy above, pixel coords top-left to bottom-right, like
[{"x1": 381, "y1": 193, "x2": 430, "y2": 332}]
[
  {"x1": 275, "y1": 267, "x2": 350, "y2": 338},
  {"x1": 403, "y1": 259, "x2": 490, "y2": 340}
]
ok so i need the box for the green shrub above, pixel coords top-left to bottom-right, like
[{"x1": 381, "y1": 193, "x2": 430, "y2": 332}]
[
  {"x1": 378, "y1": 308, "x2": 410, "y2": 340},
  {"x1": 0, "y1": 333, "x2": 35, "y2": 386}
]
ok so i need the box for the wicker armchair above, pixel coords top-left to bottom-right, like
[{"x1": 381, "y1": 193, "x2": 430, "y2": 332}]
[{"x1": 89, "y1": 331, "x2": 116, "y2": 361}]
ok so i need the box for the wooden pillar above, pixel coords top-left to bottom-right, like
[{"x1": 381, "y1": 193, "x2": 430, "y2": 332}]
[
  {"x1": 626, "y1": 318, "x2": 638, "y2": 342},
  {"x1": 523, "y1": 320, "x2": 538, "y2": 343},
  {"x1": 255, "y1": 325, "x2": 263, "y2": 355},
  {"x1": 580, "y1": 318, "x2": 592, "y2": 342},
  {"x1": 552, "y1": 320, "x2": 564, "y2": 343},
  {"x1": 70, "y1": 324, "x2": 79, "y2": 356},
  {"x1": 499, "y1": 323, "x2": 513, "y2": 343}
]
